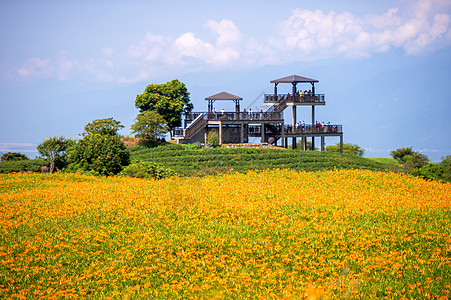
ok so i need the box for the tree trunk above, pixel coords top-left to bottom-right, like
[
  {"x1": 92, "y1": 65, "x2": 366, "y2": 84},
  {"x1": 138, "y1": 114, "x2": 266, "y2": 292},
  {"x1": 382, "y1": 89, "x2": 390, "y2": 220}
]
[{"x1": 49, "y1": 159, "x2": 55, "y2": 173}]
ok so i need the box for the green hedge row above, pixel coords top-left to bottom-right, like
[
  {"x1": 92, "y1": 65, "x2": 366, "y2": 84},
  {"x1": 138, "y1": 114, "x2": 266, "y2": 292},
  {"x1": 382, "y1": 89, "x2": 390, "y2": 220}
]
[{"x1": 129, "y1": 144, "x2": 391, "y2": 176}]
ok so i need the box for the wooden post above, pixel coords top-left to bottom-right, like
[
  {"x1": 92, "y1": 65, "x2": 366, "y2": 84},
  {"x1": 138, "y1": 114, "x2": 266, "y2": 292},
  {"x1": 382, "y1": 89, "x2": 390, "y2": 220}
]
[
  {"x1": 240, "y1": 123, "x2": 244, "y2": 143},
  {"x1": 281, "y1": 122, "x2": 285, "y2": 148},
  {"x1": 219, "y1": 123, "x2": 223, "y2": 145},
  {"x1": 321, "y1": 136, "x2": 325, "y2": 151},
  {"x1": 311, "y1": 106, "x2": 315, "y2": 150},
  {"x1": 261, "y1": 123, "x2": 265, "y2": 143},
  {"x1": 340, "y1": 134, "x2": 343, "y2": 153}
]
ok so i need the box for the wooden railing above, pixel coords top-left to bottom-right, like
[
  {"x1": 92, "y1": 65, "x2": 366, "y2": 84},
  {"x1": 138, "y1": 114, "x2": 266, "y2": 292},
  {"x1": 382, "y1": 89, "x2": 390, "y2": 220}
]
[
  {"x1": 248, "y1": 124, "x2": 342, "y2": 135},
  {"x1": 185, "y1": 111, "x2": 283, "y2": 122},
  {"x1": 264, "y1": 94, "x2": 325, "y2": 104},
  {"x1": 184, "y1": 113, "x2": 208, "y2": 138}
]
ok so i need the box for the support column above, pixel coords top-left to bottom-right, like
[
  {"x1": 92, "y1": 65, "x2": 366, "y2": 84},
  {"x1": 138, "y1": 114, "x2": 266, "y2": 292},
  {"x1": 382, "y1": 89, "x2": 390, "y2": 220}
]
[
  {"x1": 285, "y1": 137, "x2": 288, "y2": 148},
  {"x1": 302, "y1": 137, "x2": 306, "y2": 151},
  {"x1": 261, "y1": 123, "x2": 265, "y2": 143},
  {"x1": 311, "y1": 105, "x2": 315, "y2": 150},
  {"x1": 219, "y1": 123, "x2": 223, "y2": 145},
  {"x1": 292, "y1": 105, "x2": 297, "y2": 149},
  {"x1": 340, "y1": 134, "x2": 343, "y2": 153},
  {"x1": 321, "y1": 136, "x2": 325, "y2": 151},
  {"x1": 281, "y1": 122, "x2": 285, "y2": 148},
  {"x1": 240, "y1": 123, "x2": 244, "y2": 143}
]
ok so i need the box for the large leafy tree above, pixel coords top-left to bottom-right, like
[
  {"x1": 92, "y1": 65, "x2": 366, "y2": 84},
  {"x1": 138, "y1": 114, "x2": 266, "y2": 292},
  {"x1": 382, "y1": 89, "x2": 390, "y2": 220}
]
[
  {"x1": 135, "y1": 79, "x2": 193, "y2": 139},
  {"x1": 37, "y1": 136, "x2": 74, "y2": 173}
]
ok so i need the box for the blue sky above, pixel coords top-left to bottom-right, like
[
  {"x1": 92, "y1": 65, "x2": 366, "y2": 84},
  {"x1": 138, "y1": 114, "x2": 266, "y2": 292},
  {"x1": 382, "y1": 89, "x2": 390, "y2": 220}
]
[{"x1": 1, "y1": 0, "x2": 450, "y2": 161}]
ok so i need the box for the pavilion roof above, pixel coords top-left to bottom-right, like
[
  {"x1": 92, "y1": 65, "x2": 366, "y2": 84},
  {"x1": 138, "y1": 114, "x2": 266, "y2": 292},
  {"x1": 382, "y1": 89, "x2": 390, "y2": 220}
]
[
  {"x1": 205, "y1": 91, "x2": 242, "y2": 101},
  {"x1": 270, "y1": 75, "x2": 319, "y2": 83}
]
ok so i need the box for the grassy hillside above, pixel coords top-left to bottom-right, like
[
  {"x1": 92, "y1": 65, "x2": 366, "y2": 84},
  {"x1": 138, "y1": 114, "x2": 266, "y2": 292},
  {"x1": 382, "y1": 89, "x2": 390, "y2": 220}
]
[{"x1": 129, "y1": 143, "x2": 401, "y2": 176}]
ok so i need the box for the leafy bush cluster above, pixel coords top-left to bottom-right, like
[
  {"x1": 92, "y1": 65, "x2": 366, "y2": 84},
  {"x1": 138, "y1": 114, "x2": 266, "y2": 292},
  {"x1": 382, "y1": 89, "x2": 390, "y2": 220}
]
[
  {"x1": 390, "y1": 147, "x2": 429, "y2": 169},
  {"x1": 1, "y1": 152, "x2": 28, "y2": 162},
  {"x1": 411, "y1": 155, "x2": 451, "y2": 183},
  {"x1": 119, "y1": 161, "x2": 175, "y2": 179},
  {"x1": 0, "y1": 158, "x2": 49, "y2": 173},
  {"x1": 68, "y1": 133, "x2": 130, "y2": 176}
]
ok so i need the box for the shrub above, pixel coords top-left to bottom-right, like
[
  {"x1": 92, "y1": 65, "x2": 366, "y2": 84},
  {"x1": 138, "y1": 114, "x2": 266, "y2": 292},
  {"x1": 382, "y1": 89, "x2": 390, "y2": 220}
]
[
  {"x1": 206, "y1": 131, "x2": 220, "y2": 147},
  {"x1": 118, "y1": 161, "x2": 175, "y2": 179},
  {"x1": 390, "y1": 147, "x2": 428, "y2": 169},
  {"x1": 0, "y1": 158, "x2": 49, "y2": 173},
  {"x1": 325, "y1": 143, "x2": 364, "y2": 156},
  {"x1": 411, "y1": 155, "x2": 451, "y2": 182},
  {"x1": 1, "y1": 152, "x2": 29, "y2": 162},
  {"x1": 68, "y1": 134, "x2": 130, "y2": 176}
]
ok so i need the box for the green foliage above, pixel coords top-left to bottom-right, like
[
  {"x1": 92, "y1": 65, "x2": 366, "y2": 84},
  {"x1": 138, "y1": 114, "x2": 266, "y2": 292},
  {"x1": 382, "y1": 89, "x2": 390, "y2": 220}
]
[
  {"x1": 131, "y1": 111, "x2": 168, "y2": 141},
  {"x1": 390, "y1": 147, "x2": 415, "y2": 162},
  {"x1": 1, "y1": 152, "x2": 28, "y2": 162},
  {"x1": 37, "y1": 136, "x2": 74, "y2": 173},
  {"x1": 403, "y1": 153, "x2": 429, "y2": 169},
  {"x1": 390, "y1": 147, "x2": 429, "y2": 169},
  {"x1": 206, "y1": 131, "x2": 220, "y2": 147},
  {"x1": 411, "y1": 155, "x2": 451, "y2": 183},
  {"x1": 0, "y1": 158, "x2": 48, "y2": 173},
  {"x1": 135, "y1": 79, "x2": 193, "y2": 130},
  {"x1": 118, "y1": 161, "x2": 175, "y2": 179},
  {"x1": 82, "y1": 117, "x2": 124, "y2": 136},
  {"x1": 325, "y1": 143, "x2": 365, "y2": 156},
  {"x1": 68, "y1": 134, "x2": 130, "y2": 176},
  {"x1": 129, "y1": 143, "x2": 397, "y2": 177}
]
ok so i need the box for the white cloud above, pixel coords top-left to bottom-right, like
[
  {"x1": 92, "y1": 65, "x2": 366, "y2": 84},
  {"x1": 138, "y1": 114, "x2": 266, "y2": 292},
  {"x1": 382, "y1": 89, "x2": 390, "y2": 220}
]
[
  {"x1": 16, "y1": 58, "x2": 51, "y2": 77},
  {"x1": 14, "y1": 0, "x2": 451, "y2": 83},
  {"x1": 278, "y1": 0, "x2": 451, "y2": 59}
]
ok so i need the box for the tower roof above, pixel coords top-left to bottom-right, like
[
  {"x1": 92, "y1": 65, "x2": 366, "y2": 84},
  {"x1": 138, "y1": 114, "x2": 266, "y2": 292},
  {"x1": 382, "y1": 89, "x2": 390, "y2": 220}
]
[
  {"x1": 205, "y1": 91, "x2": 243, "y2": 101},
  {"x1": 270, "y1": 75, "x2": 319, "y2": 83}
]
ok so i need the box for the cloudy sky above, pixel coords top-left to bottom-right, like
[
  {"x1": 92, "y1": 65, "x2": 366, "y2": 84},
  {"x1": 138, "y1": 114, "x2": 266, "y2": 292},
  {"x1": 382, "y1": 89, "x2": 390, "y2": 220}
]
[{"x1": 1, "y1": 0, "x2": 450, "y2": 161}]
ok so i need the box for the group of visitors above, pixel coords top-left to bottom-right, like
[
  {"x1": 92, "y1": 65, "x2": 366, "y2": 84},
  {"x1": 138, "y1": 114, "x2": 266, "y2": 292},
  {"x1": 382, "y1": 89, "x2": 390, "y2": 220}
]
[
  {"x1": 294, "y1": 121, "x2": 334, "y2": 132},
  {"x1": 299, "y1": 90, "x2": 313, "y2": 97}
]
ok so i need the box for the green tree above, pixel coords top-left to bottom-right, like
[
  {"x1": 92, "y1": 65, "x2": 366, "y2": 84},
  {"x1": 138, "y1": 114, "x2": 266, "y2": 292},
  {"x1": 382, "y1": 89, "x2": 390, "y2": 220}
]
[
  {"x1": 68, "y1": 134, "x2": 130, "y2": 176},
  {"x1": 82, "y1": 117, "x2": 124, "y2": 136},
  {"x1": 131, "y1": 111, "x2": 168, "y2": 141},
  {"x1": 135, "y1": 79, "x2": 193, "y2": 139},
  {"x1": 390, "y1": 147, "x2": 415, "y2": 162},
  {"x1": 390, "y1": 147, "x2": 429, "y2": 169},
  {"x1": 325, "y1": 143, "x2": 364, "y2": 156},
  {"x1": 1, "y1": 152, "x2": 28, "y2": 162},
  {"x1": 37, "y1": 136, "x2": 74, "y2": 173}
]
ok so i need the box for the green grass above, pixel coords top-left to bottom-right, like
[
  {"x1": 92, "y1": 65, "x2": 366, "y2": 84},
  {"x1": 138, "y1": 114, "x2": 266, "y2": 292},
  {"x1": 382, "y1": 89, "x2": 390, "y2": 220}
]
[
  {"x1": 366, "y1": 157, "x2": 400, "y2": 166},
  {"x1": 129, "y1": 143, "x2": 403, "y2": 176}
]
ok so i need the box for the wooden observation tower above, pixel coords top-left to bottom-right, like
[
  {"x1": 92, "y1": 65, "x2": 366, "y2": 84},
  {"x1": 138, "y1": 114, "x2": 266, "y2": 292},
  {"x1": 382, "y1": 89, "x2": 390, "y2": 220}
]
[{"x1": 173, "y1": 75, "x2": 343, "y2": 152}]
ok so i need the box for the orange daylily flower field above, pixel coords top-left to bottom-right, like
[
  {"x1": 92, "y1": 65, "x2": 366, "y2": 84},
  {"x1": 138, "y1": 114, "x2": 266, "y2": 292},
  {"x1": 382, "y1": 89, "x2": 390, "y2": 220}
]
[{"x1": 0, "y1": 169, "x2": 450, "y2": 299}]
